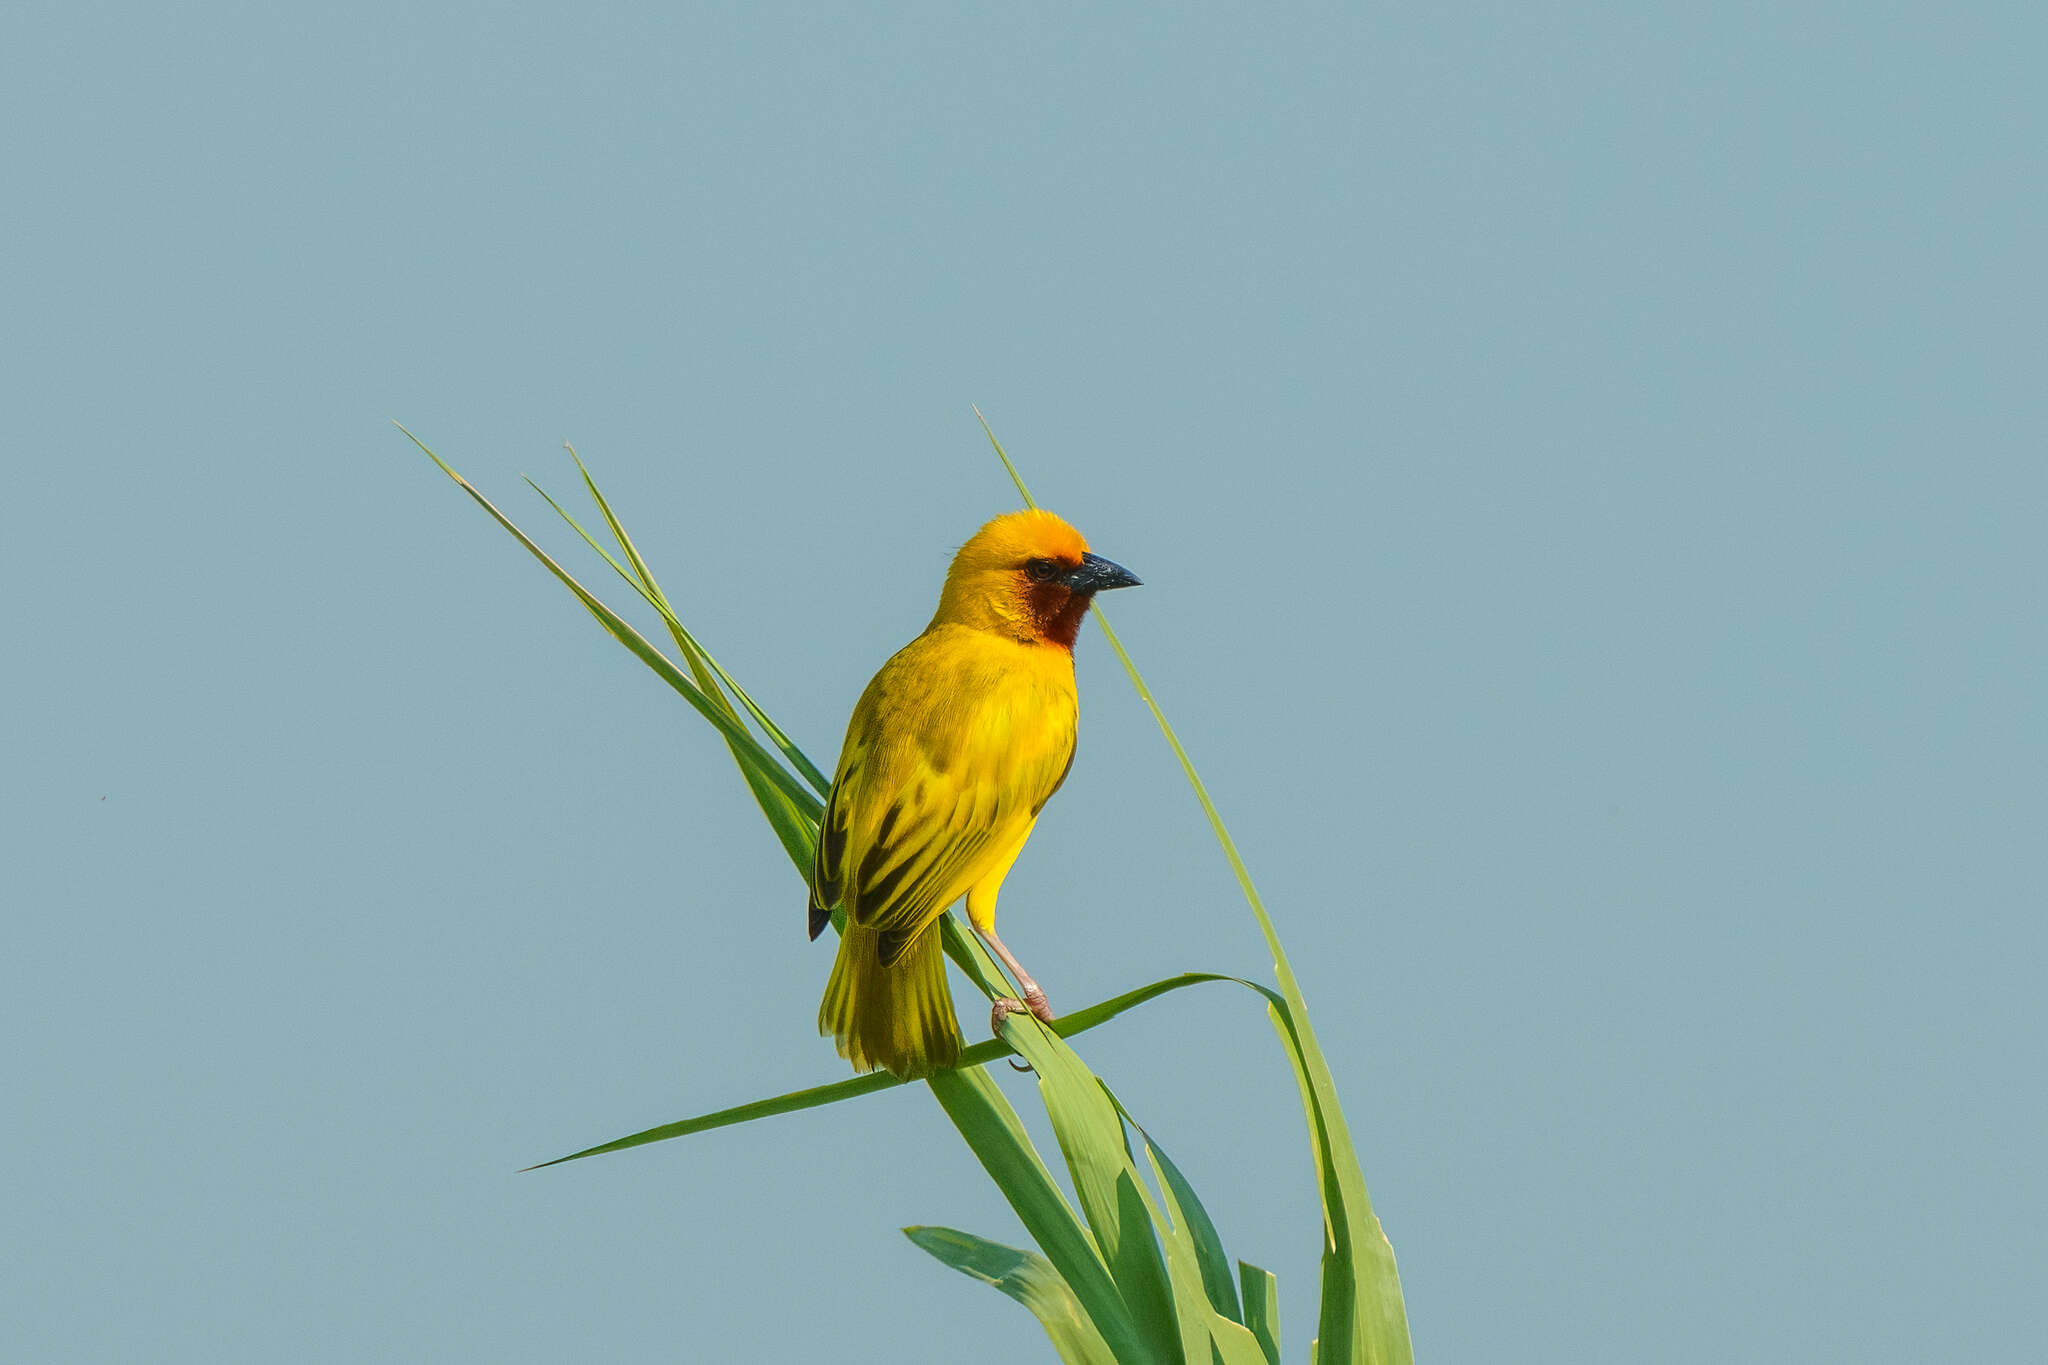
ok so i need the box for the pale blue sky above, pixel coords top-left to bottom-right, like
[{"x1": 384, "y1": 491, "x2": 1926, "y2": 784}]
[{"x1": 4, "y1": 4, "x2": 2043, "y2": 1362}]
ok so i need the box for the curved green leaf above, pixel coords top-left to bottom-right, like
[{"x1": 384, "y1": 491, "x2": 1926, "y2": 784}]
[
  {"x1": 905, "y1": 1226, "x2": 1117, "y2": 1365},
  {"x1": 1003, "y1": 1015, "x2": 1183, "y2": 1365},
  {"x1": 523, "y1": 973, "x2": 1248, "y2": 1170},
  {"x1": 926, "y1": 1065, "x2": 1157, "y2": 1362},
  {"x1": 1109, "y1": 1095, "x2": 1241, "y2": 1325}
]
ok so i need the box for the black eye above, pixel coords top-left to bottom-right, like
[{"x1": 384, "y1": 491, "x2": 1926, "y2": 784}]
[{"x1": 1025, "y1": 558, "x2": 1059, "y2": 583}]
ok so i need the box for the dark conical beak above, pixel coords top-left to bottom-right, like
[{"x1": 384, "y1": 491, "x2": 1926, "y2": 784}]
[{"x1": 1060, "y1": 553, "x2": 1141, "y2": 594}]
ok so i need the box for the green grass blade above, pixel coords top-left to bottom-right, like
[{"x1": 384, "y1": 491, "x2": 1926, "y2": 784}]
[
  {"x1": 1039, "y1": 971, "x2": 1241, "y2": 1038},
  {"x1": 1101, "y1": 605, "x2": 1410, "y2": 1365},
  {"x1": 929, "y1": 1065, "x2": 1155, "y2": 1364},
  {"x1": 1092, "y1": 1080, "x2": 1267, "y2": 1365},
  {"x1": 1003, "y1": 1017, "x2": 1184, "y2": 1365},
  {"x1": 1127, "y1": 1125, "x2": 1268, "y2": 1365},
  {"x1": 560, "y1": 445, "x2": 831, "y2": 796},
  {"x1": 1203, "y1": 977, "x2": 1405, "y2": 1365},
  {"x1": 905, "y1": 1226, "x2": 1119, "y2": 1365},
  {"x1": 1238, "y1": 1263, "x2": 1281, "y2": 1365},
  {"x1": 978, "y1": 413, "x2": 1413, "y2": 1365},
  {"x1": 526, "y1": 973, "x2": 1254, "y2": 1168},
  {"x1": 515, "y1": 466, "x2": 808, "y2": 776},
  {"x1": 517, "y1": 469, "x2": 824, "y2": 871},
  {"x1": 1156, "y1": 1203, "x2": 1226, "y2": 1365},
  {"x1": 400, "y1": 426, "x2": 824, "y2": 833},
  {"x1": 521, "y1": 1070, "x2": 901, "y2": 1170},
  {"x1": 521, "y1": 470, "x2": 736, "y2": 713},
  {"x1": 1110, "y1": 1098, "x2": 1242, "y2": 1325}
]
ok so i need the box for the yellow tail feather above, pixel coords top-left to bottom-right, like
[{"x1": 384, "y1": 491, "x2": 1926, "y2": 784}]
[{"x1": 818, "y1": 922, "x2": 962, "y2": 1079}]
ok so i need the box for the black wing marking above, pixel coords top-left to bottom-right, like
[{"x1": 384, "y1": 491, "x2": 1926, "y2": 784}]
[
  {"x1": 872, "y1": 828, "x2": 994, "y2": 966},
  {"x1": 807, "y1": 766, "x2": 858, "y2": 940}
]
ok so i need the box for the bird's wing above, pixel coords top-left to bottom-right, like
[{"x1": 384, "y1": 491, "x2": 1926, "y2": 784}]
[{"x1": 809, "y1": 634, "x2": 1076, "y2": 953}]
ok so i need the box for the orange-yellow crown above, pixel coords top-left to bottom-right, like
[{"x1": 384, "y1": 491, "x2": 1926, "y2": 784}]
[{"x1": 948, "y1": 509, "x2": 1090, "y2": 578}]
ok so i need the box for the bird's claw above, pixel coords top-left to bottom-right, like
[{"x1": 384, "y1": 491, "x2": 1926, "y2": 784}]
[
  {"x1": 990, "y1": 998, "x2": 1036, "y2": 1071},
  {"x1": 994, "y1": 987, "x2": 1055, "y2": 1073}
]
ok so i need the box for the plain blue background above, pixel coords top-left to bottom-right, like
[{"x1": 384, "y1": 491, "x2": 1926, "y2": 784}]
[{"x1": 4, "y1": 4, "x2": 2042, "y2": 1361}]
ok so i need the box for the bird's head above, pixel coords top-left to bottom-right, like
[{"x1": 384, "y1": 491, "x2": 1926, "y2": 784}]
[{"x1": 932, "y1": 508, "x2": 1141, "y2": 648}]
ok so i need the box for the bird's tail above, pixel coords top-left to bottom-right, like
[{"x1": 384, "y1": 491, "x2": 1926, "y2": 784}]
[{"x1": 818, "y1": 921, "x2": 962, "y2": 1079}]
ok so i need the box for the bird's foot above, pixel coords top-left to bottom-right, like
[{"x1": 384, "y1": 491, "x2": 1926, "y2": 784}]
[
  {"x1": 990, "y1": 998, "x2": 1035, "y2": 1071},
  {"x1": 990, "y1": 989, "x2": 1054, "y2": 1035}
]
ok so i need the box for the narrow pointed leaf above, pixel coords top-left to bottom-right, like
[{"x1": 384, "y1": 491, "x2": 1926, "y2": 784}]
[
  {"x1": 905, "y1": 1226, "x2": 1117, "y2": 1365},
  {"x1": 560, "y1": 445, "x2": 831, "y2": 794},
  {"x1": 1114, "y1": 1100, "x2": 1242, "y2": 1324},
  {"x1": 1156, "y1": 1206, "x2": 1223, "y2": 1365},
  {"x1": 1099, "y1": 1084, "x2": 1266, "y2": 1365},
  {"x1": 527, "y1": 973, "x2": 1252, "y2": 1168},
  {"x1": 1238, "y1": 1263, "x2": 1281, "y2": 1365},
  {"x1": 1004, "y1": 1016, "x2": 1183, "y2": 1365},
  {"x1": 519, "y1": 471, "x2": 821, "y2": 869},
  {"x1": 516, "y1": 469, "x2": 809, "y2": 782},
  {"x1": 1141, "y1": 1147, "x2": 1265, "y2": 1365},
  {"x1": 401, "y1": 426, "x2": 823, "y2": 828},
  {"x1": 521, "y1": 1069, "x2": 900, "y2": 1170},
  {"x1": 928, "y1": 1065, "x2": 1153, "y2": 1363}
]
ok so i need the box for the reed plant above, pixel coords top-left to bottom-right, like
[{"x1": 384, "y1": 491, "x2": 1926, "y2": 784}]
[{"x1": 402, "y1": 420, "x2": 1413, "y2": 1364}]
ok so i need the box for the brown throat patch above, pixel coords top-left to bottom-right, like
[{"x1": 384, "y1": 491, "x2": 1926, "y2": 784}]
[{"x1": 1027, "y1": 581, "x2": 1093, "y2": 649}]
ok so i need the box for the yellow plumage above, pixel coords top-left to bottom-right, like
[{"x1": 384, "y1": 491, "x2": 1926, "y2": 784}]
[{"x1": 808, "y1": 509, "x2": 1140, "y2": 1078}]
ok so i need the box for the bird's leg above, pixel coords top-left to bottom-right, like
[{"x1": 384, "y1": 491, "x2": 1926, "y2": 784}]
[{"x1": 978, "y1": 925, "x2": 1055, "y2": 1032}]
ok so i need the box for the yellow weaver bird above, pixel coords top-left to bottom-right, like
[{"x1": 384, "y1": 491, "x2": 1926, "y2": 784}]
[{"x1": 808, "y1": 509, "x2": 1140, "y2": 1078}]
